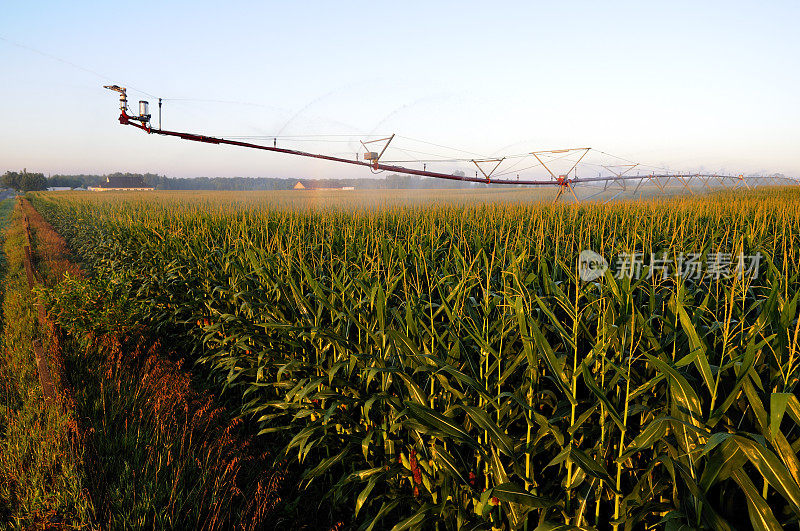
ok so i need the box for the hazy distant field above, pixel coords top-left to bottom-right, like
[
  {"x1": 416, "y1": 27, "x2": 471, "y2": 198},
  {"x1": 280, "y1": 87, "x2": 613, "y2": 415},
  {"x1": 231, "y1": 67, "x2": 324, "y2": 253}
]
[
  {"x1": 43, "y1": 183, "x2": 709, "y2": 210},
  {"x1": 46, "y1": 187, "x2": 554, "y2": 208}
]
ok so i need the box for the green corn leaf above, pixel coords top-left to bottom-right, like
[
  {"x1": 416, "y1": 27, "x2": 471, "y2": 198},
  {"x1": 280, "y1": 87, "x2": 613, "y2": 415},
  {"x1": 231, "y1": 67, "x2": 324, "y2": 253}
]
[
  {"x1": 570, "y1": 446, "x2": 615, "y2": 488},
  {"x1": 699, "y1": 436, "x2": 746, "y2": 492},
  {"x1": 390, "y1": 503, "x2": 435, "y2": 531},
  {"x1": 355, "y1": 473, "x2": 381, "y2": 517},
  {"x1": 403, "y1": 401, "x2": 477, "y2": 449},
  {"x1": 433, "y1": 447, "x2": 469, "y2": 487},
  {"x1": 733, "y1": 435, "x2": 800, "y2": 516},
  {"x1": 464, "y1": 405, "x2": 515, "y2": 457},
  {"x1": 529, "y1": 316, "x2": 576, "y2": 405},
  {"x1": 770, "y1": 392, "x2": 793, "y2": 440},
  {"x1": 731, "y1": 468, "x2": 784, "y2": 531},
  {"x1": 491, "y1": 482, "x2": 552, "y2": 508},
  {"x1": 581, "y1": 362, "x2": 625, "y2": 432},
  {"x1": 396, "y1": 372, "x2": 428, "y2": 406},
  {"x1": 645, "y1": 355, "x2": 704, "y2": 429},
  {"x1": 674, "y1": 296, "x2": 714, "y2": 394}
]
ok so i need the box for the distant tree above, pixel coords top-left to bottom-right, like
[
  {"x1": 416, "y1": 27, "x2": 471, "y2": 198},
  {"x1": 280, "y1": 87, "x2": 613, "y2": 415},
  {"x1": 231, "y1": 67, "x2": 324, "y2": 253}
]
[
  {"x1": 48, "y1": 175, "x2": 83, "y2": 188},
  {"x1": 49, "y1": 174, "x2": 103, "y2": 188},
  {"x1": 37, "y1": 172, "x2": 486, "y2": 191},
  {"x1": 22, "y1": 171, "x2": 47, "y2": 191},
  {"x1": 2, "y1": 169, "x2": 46, "y2": 191},
  {"x1": 2, "y1": 171, "x2": 20, "y2": 190}
]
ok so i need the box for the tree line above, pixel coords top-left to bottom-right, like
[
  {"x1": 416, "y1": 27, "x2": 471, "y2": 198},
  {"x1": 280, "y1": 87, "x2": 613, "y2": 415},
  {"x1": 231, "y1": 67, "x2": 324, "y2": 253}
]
[
  {"x1": 1, "y1": 170, "x2": 47, "y2": 192},
  {"x1": 3, "y1": 171, "x2": 489, "y2": 191}
]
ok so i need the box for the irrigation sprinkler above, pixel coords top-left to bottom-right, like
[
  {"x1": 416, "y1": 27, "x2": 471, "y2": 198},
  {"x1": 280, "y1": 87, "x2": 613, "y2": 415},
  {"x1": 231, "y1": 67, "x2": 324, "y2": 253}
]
[{"x1": 102, "y1": 85, "x2": 796, "y2": 199}]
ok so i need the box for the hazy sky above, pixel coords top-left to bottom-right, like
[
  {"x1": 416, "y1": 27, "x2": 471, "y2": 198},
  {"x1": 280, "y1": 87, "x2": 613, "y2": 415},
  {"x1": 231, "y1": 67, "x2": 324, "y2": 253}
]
[{"x1": 2, "y1": 1, "x2": 798, "y2": 179}]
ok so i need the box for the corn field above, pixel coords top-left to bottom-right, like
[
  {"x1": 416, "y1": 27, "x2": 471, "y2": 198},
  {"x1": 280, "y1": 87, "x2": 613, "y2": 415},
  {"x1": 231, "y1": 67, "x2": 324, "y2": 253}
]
[{"x1": 30, "y1": 189, "x2": 800, "y2": 530}]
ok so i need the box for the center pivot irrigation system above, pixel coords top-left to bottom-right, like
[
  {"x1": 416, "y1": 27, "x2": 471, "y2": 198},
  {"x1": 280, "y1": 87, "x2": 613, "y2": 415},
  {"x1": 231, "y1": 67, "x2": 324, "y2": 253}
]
[{"x1": 104, "y1": 85, "x2": 796, "y2": 201}]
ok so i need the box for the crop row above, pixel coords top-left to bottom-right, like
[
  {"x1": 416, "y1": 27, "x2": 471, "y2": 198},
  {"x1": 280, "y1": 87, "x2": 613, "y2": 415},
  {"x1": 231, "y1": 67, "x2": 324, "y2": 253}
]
[{"x1": 31, "y1": 190, "x2": 800, "y2": 530}]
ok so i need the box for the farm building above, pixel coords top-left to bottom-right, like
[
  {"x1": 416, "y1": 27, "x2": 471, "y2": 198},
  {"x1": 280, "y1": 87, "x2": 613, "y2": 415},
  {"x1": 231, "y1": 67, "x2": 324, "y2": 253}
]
[
  {"x1": 89, "y1": 175, "x2": 154, "y2": 191},
  {"x1": 293, "y1": 181, "x2": 306, "y2": 190}
]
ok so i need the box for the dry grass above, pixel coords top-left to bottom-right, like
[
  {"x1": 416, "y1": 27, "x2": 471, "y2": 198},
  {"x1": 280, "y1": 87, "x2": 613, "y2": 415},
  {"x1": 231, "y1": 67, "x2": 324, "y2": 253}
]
[
  {"x1": 0, "y1": 199, "x2": 93, "y2": 528},
  {"x1": 15, "y1": 197, "x2": 288, "y2": 529}
]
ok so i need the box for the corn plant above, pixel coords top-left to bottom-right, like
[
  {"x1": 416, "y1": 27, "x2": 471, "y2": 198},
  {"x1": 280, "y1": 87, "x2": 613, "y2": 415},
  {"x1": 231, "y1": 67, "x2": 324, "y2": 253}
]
[{"x1": 31, "y1": 189, "x2": 800, "y2": 529}]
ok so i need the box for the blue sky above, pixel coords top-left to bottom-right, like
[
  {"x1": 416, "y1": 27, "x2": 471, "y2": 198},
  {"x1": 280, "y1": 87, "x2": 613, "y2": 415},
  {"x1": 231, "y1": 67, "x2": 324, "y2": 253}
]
[{"x1": 2, "y1": 1, "x2": 798, "y2": 179}]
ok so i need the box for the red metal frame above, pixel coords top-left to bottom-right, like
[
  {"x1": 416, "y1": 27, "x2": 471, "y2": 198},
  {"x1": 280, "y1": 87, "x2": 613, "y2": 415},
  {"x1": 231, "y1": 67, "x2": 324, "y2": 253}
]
[
  {"x1": 108, "y1": 90, "x2": 795, "y2": 192},
  {"x1": 117, "y1": 110, "x2": 563, "y2": 186}
]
